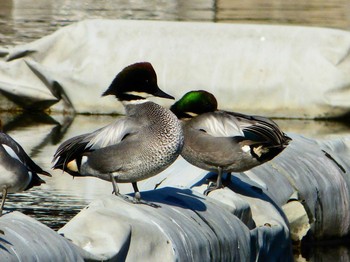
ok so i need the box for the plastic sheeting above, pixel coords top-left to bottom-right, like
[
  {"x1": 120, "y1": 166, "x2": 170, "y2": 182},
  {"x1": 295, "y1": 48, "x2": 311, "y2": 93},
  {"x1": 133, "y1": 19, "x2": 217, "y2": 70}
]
[
  {"x1": 1, "y1": 19, "x2": 350, "y2": 118},
  {"x1": 58, "y1": 188, "x2": 291, "y2": 261},
  {"x1": 0, "y1": 212, "x2": 94, "y2": 261},
  {"x1": 59, "y1": 190, "x2": 253, "y2": 261}
]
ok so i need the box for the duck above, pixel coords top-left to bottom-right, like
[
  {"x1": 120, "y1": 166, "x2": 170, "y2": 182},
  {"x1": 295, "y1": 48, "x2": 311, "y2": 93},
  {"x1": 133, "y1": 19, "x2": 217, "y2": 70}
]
[
  {"x1": 52, "y1": 62, "x2": 184, "y2": 204},
  {"x1": 0, "y1": 132, "x2": 51, "y2": 215},
  {"x1": 170, "y1": 90, "x2": 291, "y2": 195}
]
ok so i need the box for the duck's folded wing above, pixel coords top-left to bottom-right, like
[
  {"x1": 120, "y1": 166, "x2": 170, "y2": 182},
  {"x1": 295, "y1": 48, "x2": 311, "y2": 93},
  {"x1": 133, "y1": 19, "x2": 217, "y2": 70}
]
[
  {"x1": 189, "y1": 111, "x2": 290, "y2": 146},
  {"x1": 52, "y1": 117, "x2": 139, "y2": 171},
  {"x1": 189, "y1": 112, "x2": 244, "y2": 137},
  {"x1": 225, "y1": 111, "x2": 291, "y2": 145},
  {"x1": 86, "y1": 117, "x2": 138, "y2": 149}
]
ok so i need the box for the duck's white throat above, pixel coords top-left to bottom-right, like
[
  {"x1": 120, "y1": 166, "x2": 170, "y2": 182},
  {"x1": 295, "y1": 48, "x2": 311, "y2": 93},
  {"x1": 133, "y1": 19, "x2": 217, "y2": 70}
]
[{"x1": 121, "y1": 99, "x2": 149, "y2": 106}]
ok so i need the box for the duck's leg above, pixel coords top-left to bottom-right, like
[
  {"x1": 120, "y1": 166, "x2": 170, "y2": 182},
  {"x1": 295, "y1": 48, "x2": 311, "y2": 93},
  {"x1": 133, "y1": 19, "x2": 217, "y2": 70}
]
[
  {"x1": 131, "y1": 182, "x2": 160, "y2": 208},
  {"x1": 110, "y1": 174, "x2": 139, "y2": 203},
  {"x1": 109, "y1": 176, "x2": 159, "y2": 207},
  {"x1": 216, "y1": 167, "x2": 223, "y2": 188},
  {"x1": 204, "y1": 167, "x2": 224, "y2": 196},
  {"x1": 132, "y1": 182, "x2": 141, "y2": 201},
  {"x1": 110, "y1": 173, "x2": 120, "y2": 195},
  {"x1": 0, "y1": 188, "x2": 7, "y2": 216}
]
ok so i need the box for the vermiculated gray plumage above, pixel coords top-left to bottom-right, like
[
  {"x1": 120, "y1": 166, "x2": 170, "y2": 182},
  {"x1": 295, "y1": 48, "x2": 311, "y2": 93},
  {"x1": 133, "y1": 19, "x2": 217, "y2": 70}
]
[{"x1": 79, "y1": 101, "x2": 184, "y2": 183}]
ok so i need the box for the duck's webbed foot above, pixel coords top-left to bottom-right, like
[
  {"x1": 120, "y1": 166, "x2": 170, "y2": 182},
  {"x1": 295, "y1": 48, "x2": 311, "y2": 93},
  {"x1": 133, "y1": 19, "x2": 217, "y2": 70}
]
[
  {"x1": 204, "y1": 168, "x2": 226, "y2": 196},
  {"x1": 110, "y1": 174, "x2": 133, "y2": 202},
  {"x1": 204, "y1": 182, "x2": 222, "y2": 196},
  {"x1": 110, "y1": 179, "x2": 160, "y2": 208},
  {"x1": 132, "y1": 197, "x2": 161, "y2": 208},
  {"x1": 131, "y1": 182, "x2": 160, "y2": 208}
]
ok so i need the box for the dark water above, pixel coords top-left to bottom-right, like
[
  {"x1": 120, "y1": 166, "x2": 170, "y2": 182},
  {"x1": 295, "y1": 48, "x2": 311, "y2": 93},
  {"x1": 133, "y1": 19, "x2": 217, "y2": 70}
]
[{"x1": 1, "y1": 1, "x2": 350, "y2": 261}]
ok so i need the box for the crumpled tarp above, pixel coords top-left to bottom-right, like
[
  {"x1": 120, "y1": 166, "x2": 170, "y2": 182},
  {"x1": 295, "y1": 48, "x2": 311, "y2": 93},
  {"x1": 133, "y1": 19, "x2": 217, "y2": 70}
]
[
  {"x1": 0, "y1": 212, "x2": 97, "y2": 261},
  {"x1": 1, "y1": 19, "x2": 350, "y2": 118}
]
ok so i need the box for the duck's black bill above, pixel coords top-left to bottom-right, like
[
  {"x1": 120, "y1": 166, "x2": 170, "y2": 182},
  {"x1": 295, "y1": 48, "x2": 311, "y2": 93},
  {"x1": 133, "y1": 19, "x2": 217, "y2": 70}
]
[
  {"x1": 154, "y1": 88, "x2": 174, "y2": 100},
  {"x1": 101, "y1": 88, "x2": 112, "y2": 97}
]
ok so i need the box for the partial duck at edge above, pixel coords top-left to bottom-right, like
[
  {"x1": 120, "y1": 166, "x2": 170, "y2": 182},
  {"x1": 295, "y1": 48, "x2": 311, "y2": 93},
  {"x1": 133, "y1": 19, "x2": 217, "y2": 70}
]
[{"x1": 0, "y1": 132, "x2": 51, "y2": 215}]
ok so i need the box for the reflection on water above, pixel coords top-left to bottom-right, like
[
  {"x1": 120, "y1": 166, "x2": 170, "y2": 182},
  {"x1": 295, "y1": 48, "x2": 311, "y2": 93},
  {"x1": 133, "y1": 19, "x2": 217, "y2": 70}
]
[
  {"x1": 0, "y1": 0, "x2": 350, "y2": 47},
  {"x1": 6, "y1": 191, "x2": 84, "y2": 231},
  {"x1": 298, "y1": 239, "x2": 350, "y2": 262},
  {"x1": 274, "y1": 118, "x2": 350, "y2": 140},
  {"x1": 0, "y1": 0, "x2": 214, "y2": 47},
  {"x1": 214, "y1": 0, "x2": 350, "y2": 29}
]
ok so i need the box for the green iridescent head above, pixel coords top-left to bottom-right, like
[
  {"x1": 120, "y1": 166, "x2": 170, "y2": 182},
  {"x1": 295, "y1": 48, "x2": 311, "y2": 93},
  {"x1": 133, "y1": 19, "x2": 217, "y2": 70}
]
[{"x1": 170, "y1": 90, "x2": 218, "y2": 119}]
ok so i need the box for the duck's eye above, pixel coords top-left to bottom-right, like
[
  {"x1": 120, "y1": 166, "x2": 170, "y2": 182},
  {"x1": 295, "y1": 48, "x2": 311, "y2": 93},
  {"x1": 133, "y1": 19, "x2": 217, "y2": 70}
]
[{"x1": 199, "y1": 129, "x2": 207, "y2": 133}]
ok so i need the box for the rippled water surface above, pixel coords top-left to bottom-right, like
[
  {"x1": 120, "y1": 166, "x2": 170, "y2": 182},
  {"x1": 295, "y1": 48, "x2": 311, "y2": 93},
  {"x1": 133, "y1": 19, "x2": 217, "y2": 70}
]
[
  {"x1": 1, "y1": 0, "x2": 350, "y2": 47},
  {"x1": 1, "y1": 0, "x2": 350, "y2": 261}
]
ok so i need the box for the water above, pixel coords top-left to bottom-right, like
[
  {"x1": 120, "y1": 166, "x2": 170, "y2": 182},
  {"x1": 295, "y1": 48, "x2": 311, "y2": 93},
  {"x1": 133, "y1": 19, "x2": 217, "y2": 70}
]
[
  {"x1": 1, "y1": 0, "x2": 350, "y2": 47},
  {"x1": 1, "y1": 0, "x2": 350, "y2": 260}
]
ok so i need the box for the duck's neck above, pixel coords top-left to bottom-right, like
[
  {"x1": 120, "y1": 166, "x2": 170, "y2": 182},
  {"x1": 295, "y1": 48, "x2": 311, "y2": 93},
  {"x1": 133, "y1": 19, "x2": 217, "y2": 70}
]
[
  {"x1": 123, "y1": 99, "x2": 150, "y2": 115},
  {"x1": 122, "y1": 99, "x2": 148, "y2": 106}
]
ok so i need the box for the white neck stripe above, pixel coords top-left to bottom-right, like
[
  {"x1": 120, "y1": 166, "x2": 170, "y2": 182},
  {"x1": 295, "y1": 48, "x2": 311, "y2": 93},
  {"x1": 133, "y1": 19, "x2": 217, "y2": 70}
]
[
  {"x1": 122, "y1": 99, "x2": 149, "y2": 106},
  {"x1": 185, "y1": 112, "x2": 199, "y2": 117}
]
